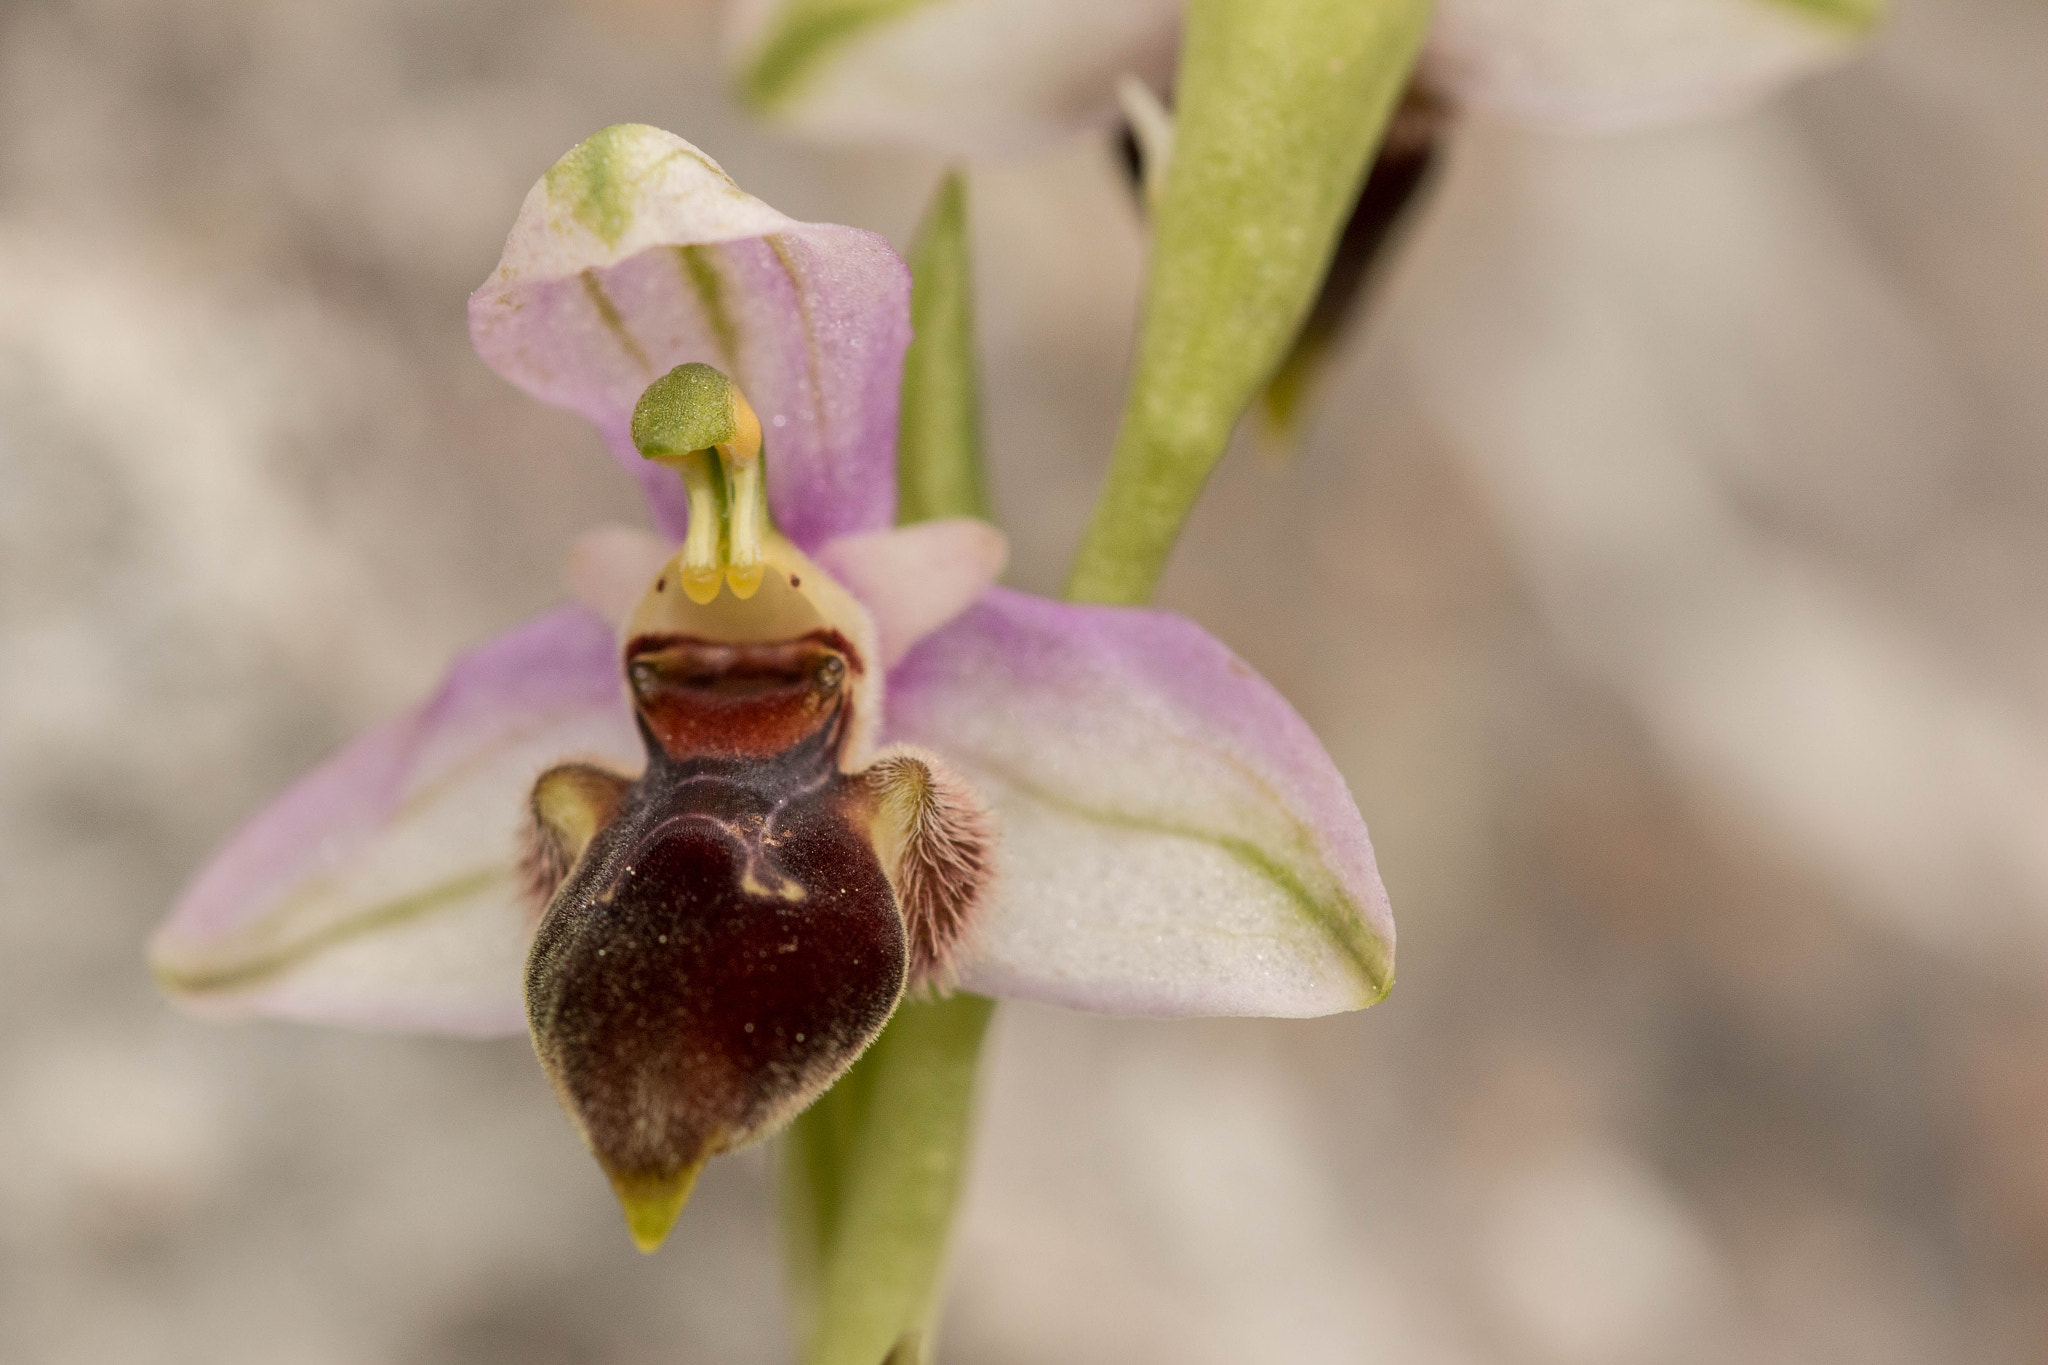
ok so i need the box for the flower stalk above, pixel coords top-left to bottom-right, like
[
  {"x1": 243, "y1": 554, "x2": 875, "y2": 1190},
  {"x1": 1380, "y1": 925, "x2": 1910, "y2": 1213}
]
[{"x1": 784, "y1": 993, "x2": 995, "y2": 1365}]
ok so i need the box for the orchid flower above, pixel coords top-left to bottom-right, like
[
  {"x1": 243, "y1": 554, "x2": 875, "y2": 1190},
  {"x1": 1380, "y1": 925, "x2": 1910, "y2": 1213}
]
[
  {"x1": 148, "y1": 124, "x2": 1393, "y2": 1253},
  {"x1": 725, "y1": 0, "x2": 1884, "y2": 158}
]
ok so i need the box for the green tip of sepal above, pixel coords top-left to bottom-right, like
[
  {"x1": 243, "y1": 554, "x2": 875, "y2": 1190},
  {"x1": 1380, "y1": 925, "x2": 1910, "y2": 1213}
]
[
  {"x1": 543, "y1": 124, "x2": 661, "y2": 247},
  {"x1": 607, "y1": 1159, "x2": 706, "y2": 1253},
  {"x1": 632, "y1": 363, "x2": 740, "y2": 463}
]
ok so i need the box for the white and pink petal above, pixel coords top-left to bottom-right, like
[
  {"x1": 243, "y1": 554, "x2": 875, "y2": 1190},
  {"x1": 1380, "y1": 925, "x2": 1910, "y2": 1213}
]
[
  {"x1": 885, "y1": 588, "x2": 1392, "y2": 1018},
  {"x1": 150, "y1": 607, "x2": 640, "y2": 1037},
  {"x1": 814, "y1": 518, "x2": 1008, "y2": 667},
  {"x1": 468, "y1": 124, "x2": 910, "y2": 548},
  {"x1": 726, "y1": 0, "x2": 1878, "y2": 159},
  {"x1": 1423, "y1": 0, "x2": 1881, "y2": 132},
  {"x1": 725, "y1": 0, "x2": 1184, "y2": 160}
]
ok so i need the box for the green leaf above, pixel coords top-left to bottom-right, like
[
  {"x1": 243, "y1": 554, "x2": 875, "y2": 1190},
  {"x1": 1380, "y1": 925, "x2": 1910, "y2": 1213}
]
[
  {"x1": 1064, "y1": 0, "x2": 1434, "y2": 605},
  {"x1": 782, "y1": 994, "x2": 995, "y2": 1365},
  {"x1": 896, "y1": 171, "x2": 990, "y2": 524}
]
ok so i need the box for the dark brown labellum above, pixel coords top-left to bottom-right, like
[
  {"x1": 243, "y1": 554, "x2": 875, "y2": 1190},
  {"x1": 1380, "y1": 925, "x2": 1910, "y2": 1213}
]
[
  {"x1": 520, "y1": 538, "x2": 997, "y2": 1252},
  {"x1": 523, "y1": 628, "x2": 904, "y2": 1250}
]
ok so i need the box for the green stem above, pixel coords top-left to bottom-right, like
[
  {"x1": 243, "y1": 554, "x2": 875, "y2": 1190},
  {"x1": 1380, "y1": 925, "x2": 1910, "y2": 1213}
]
[
  {"x1": 784, "y1": 996, "x2": 995, "y2": 1365},
  {"x1": 1064, "y1": 0, "x2": 1434, "y2": 606}
]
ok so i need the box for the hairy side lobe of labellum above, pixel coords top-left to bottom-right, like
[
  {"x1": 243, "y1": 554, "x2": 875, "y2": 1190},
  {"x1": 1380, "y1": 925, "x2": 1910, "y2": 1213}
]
[{"x1": 520, "y1": 540, "x2": 995, "y2": 1252}]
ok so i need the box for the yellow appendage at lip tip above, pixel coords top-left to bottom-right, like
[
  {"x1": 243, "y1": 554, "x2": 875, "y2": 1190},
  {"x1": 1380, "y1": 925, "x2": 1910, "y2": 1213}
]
[
  {"x1": 630, "y1": 362, "x2": 770, "y2": 604},
  {"x1": 607, "y1": 1159, "x2": 706, "y2": 1253}
]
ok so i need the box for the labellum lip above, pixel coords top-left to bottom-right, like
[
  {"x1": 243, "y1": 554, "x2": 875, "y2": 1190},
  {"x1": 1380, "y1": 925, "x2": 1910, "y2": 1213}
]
[
  {"x1": 520, "y1": 389, "x2": 991, "y2": 1252},
  {"x1": 526, "y1": 769, "x2": 908, "y2": 1252},
  {"x1": 525, "y1": 545, "x2": 903, "y2": 1252}
]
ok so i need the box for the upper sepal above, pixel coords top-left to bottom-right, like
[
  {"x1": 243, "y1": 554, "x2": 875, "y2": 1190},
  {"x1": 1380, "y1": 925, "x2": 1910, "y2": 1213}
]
[
  {"x1": 469, "y1": 125, "x2": 911, "y2": 548},
  {"x1": 885, "y1": 588, "x2": 1393, "y2": 1018}
]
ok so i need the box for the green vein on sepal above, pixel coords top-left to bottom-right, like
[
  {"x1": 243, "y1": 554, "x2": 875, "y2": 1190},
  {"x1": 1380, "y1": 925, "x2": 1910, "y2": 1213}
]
[
  {"x1": 547, "y1": 126, "x2": 644, "y2": 245},
  {"x1": 545, "y1": 124, "x2": 734, "y2": 247},
  {"x1": 151, "y1": 866, "x2": 511, "y2": 996},
  {"x1": 976, "y1": 759, "x2": 1393, "y2": 1008},
  {"x1": 675, "y1": 246, "x2": 741, "y2": 372},
  {"x1": 741, "y1": 0, "x2": 942, "y2": 112},
  {"x1": 765, "y1": 234, "x2": 830, "y2": 434},
  {"x1": 581, "y1": 270, "x2": 653, "y2": 374}
]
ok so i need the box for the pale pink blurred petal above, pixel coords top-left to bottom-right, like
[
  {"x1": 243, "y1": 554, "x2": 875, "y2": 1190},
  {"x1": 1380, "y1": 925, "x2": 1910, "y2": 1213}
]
[
  {"x1": 815, "y1": 518, "x2": 1008, "y2": 667},
  {"x1": 725, "y1": 0, "x2": 1183, "y2": 159},
  {"x1": 728, "y1": 0, "x2": 1874, "y2": 158},
  {"x1": 566, "y1": 524, "x2": 673, "y2": 629},
  {"x1": 886, "y1": 587, "x2": 1392, "y2": 1017},
  {"x1": 1424, "y1": 0, "x2": 1877, "y2": 132},
  {"x1": 150, "y1": 608, "x2": 640, "y2": 1036}
]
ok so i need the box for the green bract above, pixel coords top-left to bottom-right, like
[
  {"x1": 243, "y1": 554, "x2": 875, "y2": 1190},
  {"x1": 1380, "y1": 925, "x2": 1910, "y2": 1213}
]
[
  {"x1": 896, "y1": 173, "x2": 990, "y2": 525},
  {"x1": 1065, "y1": 0, "x2": 1434, "y2": 605}
]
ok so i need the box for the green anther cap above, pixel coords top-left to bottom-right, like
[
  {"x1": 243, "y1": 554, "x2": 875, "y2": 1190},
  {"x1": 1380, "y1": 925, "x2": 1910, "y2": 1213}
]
[
  {"x1": 628, "y1": 363, "x2": 769, "y2": 603},
  {"x1": 632, "y1": 362, "x2": 743, "y2": 463}
]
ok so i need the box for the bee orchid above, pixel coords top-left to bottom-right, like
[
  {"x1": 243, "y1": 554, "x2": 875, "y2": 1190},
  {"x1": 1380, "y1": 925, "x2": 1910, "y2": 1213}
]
[{"x1": 149, "y1": 124, "x2": 1393, "y2": 1252}]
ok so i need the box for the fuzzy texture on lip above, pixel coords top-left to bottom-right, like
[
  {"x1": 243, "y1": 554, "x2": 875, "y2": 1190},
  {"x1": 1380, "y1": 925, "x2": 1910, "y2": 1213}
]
[{"x1": 151, "y1": 524, "x2": 1394, "y2": 1028}]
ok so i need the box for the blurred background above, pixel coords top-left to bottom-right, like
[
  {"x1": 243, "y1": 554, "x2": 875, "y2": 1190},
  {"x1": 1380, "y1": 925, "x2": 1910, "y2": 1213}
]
[{"x1": 4, "y1": 0, "x2": 2047, "y2": 1360}]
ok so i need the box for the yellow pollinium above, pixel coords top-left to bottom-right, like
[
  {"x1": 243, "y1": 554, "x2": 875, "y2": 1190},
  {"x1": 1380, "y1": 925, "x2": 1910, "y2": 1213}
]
[{"x1": 630, "y1": 363, "x2": 768, "y2": 605}]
